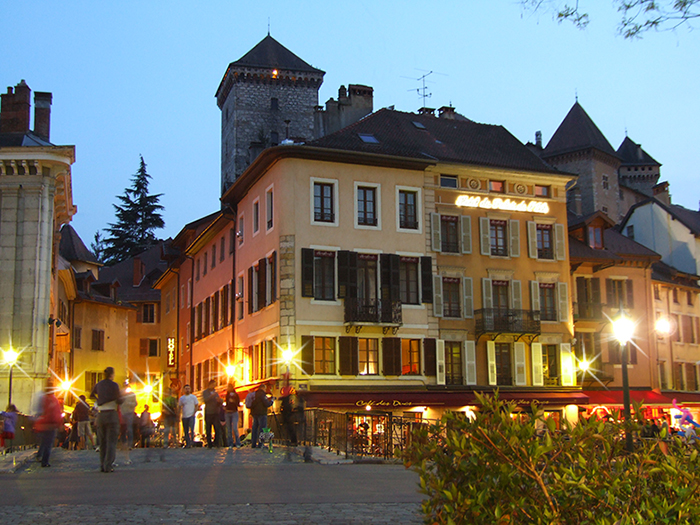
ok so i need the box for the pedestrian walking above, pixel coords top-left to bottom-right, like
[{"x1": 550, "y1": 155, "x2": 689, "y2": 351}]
[
  {"x1": 202, "y1": 380, "x2": 223, "y2": 448},
  {"x1": 224, "y1": 383, "x2": 242, "y2": 448},
  {"x1": 0, "y1": 404, "x2": 18, "y2": 453},
  {"x1": 120, "y1": 382, "x2": 138, "y2": 462},
  {"x1": 250, "y1": 385, "x2": 273, "y2": 449},
  {"x1": 90, "y1": 367, "x2": 122, "y2": 473},
  {"x1": 280, "y1": 386, "x2": 298, "y2": 445},
  {"x1": 35, "y1": 384, "x2": 63, "y2": 467},
  {"x1": 72, "y1": 395, "x2": 94, "y2": 450},
  {"x1": 139, "y1": 405, "x2": 153, "y2": 448},
  {"x1": 161, "y1": 388, "x2": 178, "y2": 448},
  {"x1": 178, "y1": 385, "x2": 199, "y2": 447}
]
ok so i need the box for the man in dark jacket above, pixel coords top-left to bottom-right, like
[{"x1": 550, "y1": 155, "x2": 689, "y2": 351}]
[
  {"x1": 90, "y1": 367, "x2": 122, "y2": 473},
  {"x1": 202, "y1": 380, "x2": 223, "y2": 448},
  {"x1": 250, "y1": 385, "x2": 273, "y2": 448}
]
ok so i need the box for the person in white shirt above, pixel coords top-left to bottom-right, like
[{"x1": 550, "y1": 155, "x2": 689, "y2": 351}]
[{"x1": 178, "y1": 385, "x2": 199, "y2": 448}]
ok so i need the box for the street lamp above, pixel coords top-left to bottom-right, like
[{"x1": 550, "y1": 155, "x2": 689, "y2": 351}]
[
  {"x1": 3, "y1": 349, "x2": 19, "y2": 406},
  {"x1": 612, "y1": 309, "x2": 635, "y2": 452},
  {"x1": 282, "y1": 346, "x2": 293, "y2": 387}
]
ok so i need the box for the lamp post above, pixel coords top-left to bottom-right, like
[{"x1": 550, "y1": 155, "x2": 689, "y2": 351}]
[
  {"x1": 282, "y1": 346, "x2": 293, "y2": 387},
  {"x1": 3, "y1": 349, "x2": 19, "y2": 406},
  {"x1": 613, "y1": 309, "x2": 635, "y2": 453}
]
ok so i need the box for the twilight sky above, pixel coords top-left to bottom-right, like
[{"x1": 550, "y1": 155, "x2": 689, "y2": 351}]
[{"x1": 3, "y1": 1, "x2": 699, "y2": 244}]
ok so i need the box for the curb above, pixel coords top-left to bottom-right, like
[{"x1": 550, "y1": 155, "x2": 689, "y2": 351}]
[{"x1": 0, "y1": 449, "x2": 37, "y2": 474}]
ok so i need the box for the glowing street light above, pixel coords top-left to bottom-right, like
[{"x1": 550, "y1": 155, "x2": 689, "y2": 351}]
[
  {"x1": 655, "y1": 317, "x2": 672, "y2": 337},
  {"x1": 144, "y1": 383, "x2": 154, "y2": 394},
  {"x1": 578, "y1": 359, "x2": 591, "y2": 373},
  {"x1": 3, "y1": 349, "x2": 19, "y2": 405},
  {"x1": 225, "y1": 365, "x2": 236, "y2": 378},
  {"x1": 282, "y1": 345, "x2": 293, "y2": 387},
  {"x1": 612, "y1": 309, "x2": 635, "y2": 452}
]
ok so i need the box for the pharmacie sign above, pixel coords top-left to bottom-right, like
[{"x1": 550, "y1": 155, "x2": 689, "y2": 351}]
[{"x1": 456, "y1": 194, "x2": 550, "y2": 214}]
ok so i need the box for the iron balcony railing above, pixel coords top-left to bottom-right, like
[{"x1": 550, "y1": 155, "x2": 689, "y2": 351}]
[
  {"x1": 574, "y1": 301, "x2": 604, "y2": 320},
  {"x1": 475, "y1": 308, "x2": 541, "y2": 333},
  {"x1": 344, "y1": 298, "x2": 402, "y2": 325}
]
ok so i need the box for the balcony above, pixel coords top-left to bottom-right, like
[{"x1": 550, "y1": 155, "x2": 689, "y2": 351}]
[
  {"x1": 574, "y1": 302, "x2": 604, "y2": 321},
  {"x1": 475, "y1": 308, "x2": 541, "y2": 338},
  {"x1": 344, "y1": 298, "x2": 402, "y2": 327}
]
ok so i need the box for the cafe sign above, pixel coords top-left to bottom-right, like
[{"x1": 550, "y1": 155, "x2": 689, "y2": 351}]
[
  {"x1": 167, "y1": 337, "x2": 176, "y2": 368},
  {"x1": 356, "y1": 399, "x2": 414, "y2": 407},
  {"x1": 456, "y1": 195, "x2": 550, "y2": 214}
]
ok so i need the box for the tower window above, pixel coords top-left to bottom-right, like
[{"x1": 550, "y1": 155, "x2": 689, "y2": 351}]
[{"x1": 271, "y1": 98, "x2": 278, "y2": 110}]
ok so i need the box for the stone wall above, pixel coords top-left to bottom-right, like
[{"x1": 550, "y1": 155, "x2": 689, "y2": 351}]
[{"x1": 278, "y1": 234, "x2": 296, "y2": 348}]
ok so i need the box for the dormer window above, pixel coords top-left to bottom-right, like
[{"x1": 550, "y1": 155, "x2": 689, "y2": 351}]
[{"x1": 588, "y1": 226, "x2": 603, "y2": 249}]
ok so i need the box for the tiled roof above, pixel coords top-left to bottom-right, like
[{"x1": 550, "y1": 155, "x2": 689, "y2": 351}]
[
  {"x1": 59, "y1": 224, "x2": 99, "y2": 265},
  {"x1": 97, "y1": 243, "x2": 166, "y2": 302},
  {"x1": 542, "y1": 102, "x2": 618, "y2": 160},
  {"x1": 0, "y1": 131, "x2": 53, "y2": 147},
  {"x1": 621, "y1": 198, "x2": 700, "y2": 237},
  {"x1": 569, "y1": 235, "x2": 622, "y2": 262},
  {"x1": 604, "y1": 228, "x2": 660, "y2": 259},
  {"x1": 229, "y1": 35, "x2": 323, "y2": 74},
  {"x1": 652, "y1": 260, "x2": 700, "y2": 288},
  {"x1": 309, "y1": 108, "x2": 565, "y2": 175},
  {"x1": 617, "y1": 136, "x2": 660, "y2": 167}
]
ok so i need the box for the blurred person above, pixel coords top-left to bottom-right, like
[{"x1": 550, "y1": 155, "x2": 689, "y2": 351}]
[
  {"x1": 72, "y1": 395, "x2": 94, "y2": 450},
  {"x1": 90, "y1": 367, "x2": 122, "y2": 473},
  {"x1": 202, "y1": 380, "x2": 223, "y2": 448},
  {"x1": 280, "y1": 386, "x2": 298, "y2": 445},
  {"x1": 139, "y1": 405, "x2": 153, "y2": 448},
  {"x1": 34, "y1": 383, "x2": 63, "y2": 467},
  {"x1": 120, "y1": 381, "x2": 138, "y2": 463},
  {"x1": 250, "y1": 384, "x2": 273, "y2": 449},
  {"x1": 0, "y1": 404, "x2": 18, "y2": 453},
  {"x1": 224, "y1": 383, "x2": 242, "y2": 448},
  {"x1": 178, "y1": 385, "x2": 198, "y2": 448},
  {"x1": 161, "y1": 388, "x2": 178, "y2": 448}
]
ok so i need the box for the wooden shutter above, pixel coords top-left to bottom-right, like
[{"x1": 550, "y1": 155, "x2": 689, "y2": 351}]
[
  {"x1": 431, "y1": 213, "x2": 442, "y2": 252},
  {"x1": 339, "y1": 336, "x2": 358, "y2": 376},
  {"x1": 140, "y1": 338, "x2": 148, "y2": 356},
  {"x1": 591, "y1": 278, "x2": 601, "y2": 304},
  {"x1": 479, "y1": 217, "x2": 490, "y2": 255},
  {"x1": 464, "y1": 340, "x2": 477, "y2": 385},
  {"x1": 136, "y1": 305, "x2": 143, "y2": 323},
  {"x1": 301, "y1": 248, "x2": 314, "y2": 297},
  {"x1": 420, "y1": 257, "x2": 433, "y2": 304},
  {"x1": 423, "y1": 338, "x2": 436, "y2": 376},
  {"x1": 511, "y1": 280, "x2": 522, "y2": 310},
  {"x1": 382, "y1": 338, "x2": 401, "y2": 376},
  {"x1": 531, "y1": 343, "x2": 543, "y2": 386},
  {"x1": 560, "y1": 343, "x2": 574, "y2": 386},
  {"x1": 247, "y1": 267, "x2": 254, "y2": 314},
  {"x1": 514, "y1": 342, "x2": 527, "y2": 386},
  {"x1": 463, "y1": 277, "x2": 474, "y2": 319},
  {"x1": 380, "y1": 254, "x2": 400, "y2": 302},
  {"x1": 606, "y1": 279, "x2": 614, "y2": 307},
  {"x1": 301, "y1": 335, "x2": 314, "y2": 375},
  {"x1": 460, "y1": 216, "x2": 472, "y2": 254},
  {"x1": 555, "y1": 223, "x2": 566, "y2": 260},
  {"x1": 258, "y1": 258, "x2": 267, "y2": 309},
  {"x1": 487, "y1": 341, "x2": 497, "y2": 385},
  {"x1": 509, "y1": 220, "x2": 520, "y2": 258},
  {"x1": 626, "y1": 280, "x2": 634, "y2": 308},
  {"x1": 558, "y1": 282, "x2": 569, "y2": 322},
  {"x1": 156, "y1": 303, "x2": 160, "y2": 323},
  {"x1": 433, "y1": 275, "x2": 443, "y2": 317},
  {"x1": 527, "y1": 221, "x2": 538, "y2": 258},
  {"x1": 482, "y1": 278, "x2": 493, "y2": 310},
  {"x1": 530, "y1": 281, "x2": 540, "y2": 312},
  {"x1": 270, "y1": 252, "x2": 277, "y2": 303},
  {"x1": 436, "y1": 340, "x2": 446, "y2": 385}
]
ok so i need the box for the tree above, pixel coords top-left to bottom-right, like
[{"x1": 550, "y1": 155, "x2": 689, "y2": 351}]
[
  {"x1": 101, "y1": 156, "x2": 164, "y2": 265},
  {"x1": 90, "y1": 231, "x2": 106, "y2": 264},
  {"x1": 522, "y1": 0, "x2": 700, "y2": 38}
]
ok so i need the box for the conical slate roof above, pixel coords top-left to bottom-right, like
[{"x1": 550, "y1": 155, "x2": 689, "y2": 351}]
[
  {"x1": 59, "y1": 224, "x2": 100, "y2": 265},
  {"x1": 616, "y1": 136, "x2": 660, "y2": 167},
  {"x1": 229, "y1": 35, "x2": 323, "y2": 74},
  {"x1": 542, "y1": 102, "x2": 618, "y2": 159}
]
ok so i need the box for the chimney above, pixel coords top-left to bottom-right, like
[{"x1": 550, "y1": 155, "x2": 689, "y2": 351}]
[
  {"x1": 0, "y1": 80, "x2": 31, "y2": 133},
  {"x1": 418, "y1": 107, "x2": 435, "y2": 116},
  {"x1": 438, "y1": 106, "x2": 455, "y2": 119},
  {"x1": 133, "y1": 258, "x2": 144, "y2": 286},
  {"x1": 535, "y1": 131, "x2": 542, "y2": 149},
  {"x1": 653, "y1": 181, "x2": 671, "y2": 206},
  {"x1": 34, "y1": 91, "x2": 52, "y2": 141}
]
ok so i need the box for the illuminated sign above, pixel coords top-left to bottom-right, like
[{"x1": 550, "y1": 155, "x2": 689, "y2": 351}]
[
  {"x1": 455, "y1": 195, "x2": 550, "y2": 214},
  {"x1": 355, "y1": 400, "x2": 414, "y2": 407},
  {"x1": 167, "y1": 337, "x2": 176, "y2": 368}
]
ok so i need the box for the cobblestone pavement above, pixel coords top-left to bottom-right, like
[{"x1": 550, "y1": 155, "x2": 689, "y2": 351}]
[{"x1": 0, "y1": 446, "x2": 424, "y2": 524}]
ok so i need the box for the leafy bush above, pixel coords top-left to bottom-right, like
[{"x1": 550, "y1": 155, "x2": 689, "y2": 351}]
[{"x1": 402, "y1": 392, "x2": 700, "y2": 524}]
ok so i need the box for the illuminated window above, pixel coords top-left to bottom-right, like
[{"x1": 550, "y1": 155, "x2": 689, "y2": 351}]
[
  {"x1": 489, "y1": 180, "x2": 505, "y2": 193},
  {"x1": 314, "y1": 337, "x2": 336, "y2": 375},
  {"x1": 401, "y1": 339, "x2": 421, "y2": 375},
  {"x1": 535, "y1": 185, "x2": 550, "y2": 197},
  {"x1": 358, "y1": 338, "x2": 378, "y2": 375},
  {"x1": 588, "y1": 226, "x2": 603, "y2": 249}
]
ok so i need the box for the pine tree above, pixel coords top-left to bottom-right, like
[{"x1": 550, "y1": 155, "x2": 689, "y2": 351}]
[
  {"x1": 90, "y1": 231, "x2": 106, "y2": 263},
  {"x1": 102, "y1": 156, "x2": 165, "y2": 265}
]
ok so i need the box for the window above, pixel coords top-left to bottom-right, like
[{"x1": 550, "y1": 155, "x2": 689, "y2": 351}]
[
  {"x1": 237, "y1": 276, "x2": 244, "y2": 320},
  {"x1": 357, "y1": 255, "x2": 378, "y2": 302},
  {"x1": 358, "y1": 338, "x2": 378, "y2": 375},
  {"x1": 539, "y1": 283, "x2": 557, "y2": 321},
  {"x1": 313, "y1": 251, "x2": 335, "y2": 300},
  {"x1": 626, "y1": 225, "x2": 635, "y2": 241},
  {"x1": 212, "y1": 245, "x2": 217, "y2": 269},
  {"x1": 149, "y1": 339, "x2": 159, "y2": 358},
  {"x1": 314, "y1": 182, "x2": 334, "y2": 222},
  {"x1": 542, "y1": 344, "x2": 558, "y2": 385},
  {"x1": 688, "y1": 291, "x2": 695, "y2": 307},
  {"x1": 673, "y1": 288, "x2": 679, "y2": 304},
  {"x1": 602, "y1": 175, "x2": 609, "y2": 190},
  {"x1": 402, "y1": 339, "x2": 421, "y2": 375},
  {"x1": 203, "y1": 253, "x2": 208, "y2": 276},
  {"x1": 85, "y1": 372, "x2": 101, "y2": 394},
  {"x1": 91, "y1": 330, "x2": 105, "y2": 351},
  {"x1": 314, "y1": 337, "x2": 336, "y2": 374},
  {"x1": 606, "y1": 279, "x2": 633, "y2": 309},
  {"x1": 271, "y1": 97, "x2": 278, "y2": 110},
  {"x1": 602, "y1": 206, "x2": 609, "y2": 215},
  {"x1": 492, "y1": 281, "x2": 509, "y2": 311},
  {"x1": 253, "y1": 200, "x2": 260, "y2": 234},
  {"x1": 229, "y1": 229, "x2": 235, "y2": 254},
  {"x1": 271, "y1": 130, "x2": 280, "y2": 145},
  {"x1": 441, "y1": 216, "x2": 459, "y2": 253},
  {"x1": 495, "y1": 343, "x2": 512, "y2": 385},
  {"x1": 536, "y1": 224, "x2": 553, "y2": 260},
  {"x1": 238, "y1": 216, "x2": 244, "y2": 246},
  {"x1": 165, "y1": 291, "x2": 171, "y2": 314},
  {"x1": 686, "y1": 364, "x2": 697, "y2": 391},
  {"x1": 535, "y1": 185, "x2": 550, "y2": 197},
  {"x1": 674, "y1": 362, "x2": 684, "y2": 390},
  {"x1": 142, "y1": 303, "x2": 156, "y2": 324},
  {"x1": 588, "y1": 226, "x2": 603, "y2": 249},
  {"x1": 358, "y1": 133, "x2": 379, "y2": 144},
  {"x1": 357, "y1": 186, "x2": 377, "y2": 226},
  {"x1": 443, "y1": 278, "x2": 461, "y2": 318},
  {"x1": 576, "y1": 332, "x2": 602, "y2": 375},
  {"x1": 399, "y1": 190, "x2": 418, "y2": 229},
  {"x1": 490, "y1": 220, "x2": 508, "y2": 257},
  {"x1": 266, "y1": 188, "x2": 274, "y2": 230},
  {"x1": 220, "y1": 237, "x2": 225, "y2": 262},
  {"x1": 654, "y1": 285, "x2": 660, "y2": 301},
  {"x1": 440, "y1": 175, "x2": 458, "y2": 188},
  {"x1": 399, "y1": 257, "x2": 419, "y2": 305},
  {"x1": 196, "y1": 259, "x2": 201, "y2": 281},
  {"x1": 187, "y1": 279, "x2": 192, "y2": 308},
  {"x1": 74, "y1": 327, "x2": 82, "y2": 349},
  {"x1": 659, "y1": 361, "x2": 668, "y2": 390},
  {"x1": 489, "y1": 180, "x2": 505, "y2": 193},
  {"x1": 445, "y1": 341, "x2": 463, "y2": 385}
]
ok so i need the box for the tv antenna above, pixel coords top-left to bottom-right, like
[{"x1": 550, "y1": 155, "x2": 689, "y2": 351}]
[{"x1": 402, "y1": 69, "x2": 447, "y2": 108}]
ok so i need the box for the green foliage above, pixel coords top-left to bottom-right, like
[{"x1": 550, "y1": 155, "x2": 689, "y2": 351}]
[
  {"x1": 403, "y1": 393, "x2": 700, "y2": 524},
  {"x1": 102, "y1": 156, "x2": 164, "y2": 265}
]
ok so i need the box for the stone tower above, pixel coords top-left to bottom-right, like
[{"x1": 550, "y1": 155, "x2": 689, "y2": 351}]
[
  {"x1": 616, "y1": 136, "x2": 661, "y2": 197},
  {"x1": 215, "y1": 35, "x2": 325, "y2": 195}
]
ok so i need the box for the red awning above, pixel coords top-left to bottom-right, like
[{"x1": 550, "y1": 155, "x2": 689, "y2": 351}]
[{"x1": 584, "y1": 390, "x2": 674, "y2": 406}]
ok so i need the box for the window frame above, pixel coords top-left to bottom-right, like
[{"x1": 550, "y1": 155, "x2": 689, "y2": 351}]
[
  {"x1": 490, "y1": 219, "x2": 508, "y2": 257},
  {"x1": 314, "y1": 336, "x2": 336, "y2": 375},
  {"x1": 401, "y1": 339, "x2": 421, "y2": 375},
  {"x1": 142, "y1": 303, "x2": 156, "y2": 324},
  {"x1": 397, "y1": 186, "x2": 422, "y2": 233},
  {"x1": 358, "y1": 338, "x2": 379, "y2": 376},
  {"x1": 441, "y1": 215, "x2": 460, "y2": 253},
  {"x1": 313, "y1": 250, "x2": 336, "y2": 301},
  {"x1": 311, "y1": 178, "x2": 339, "y2": 227},
  {"x1": 354, "y1": 181, "x2": 381, "y2": 229},
  {"x1": 252, "y1": 198, "x2": 260, "y2": 236},
  {"x1": 442, "y1": 277, "x2": 461, "y2": 318},
  {"x1": 266, "y1": 185, "x2": 274, "y2": 232},
  {"x1": 399, "y1": 257, "x2": 420, "y2": 305}
]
